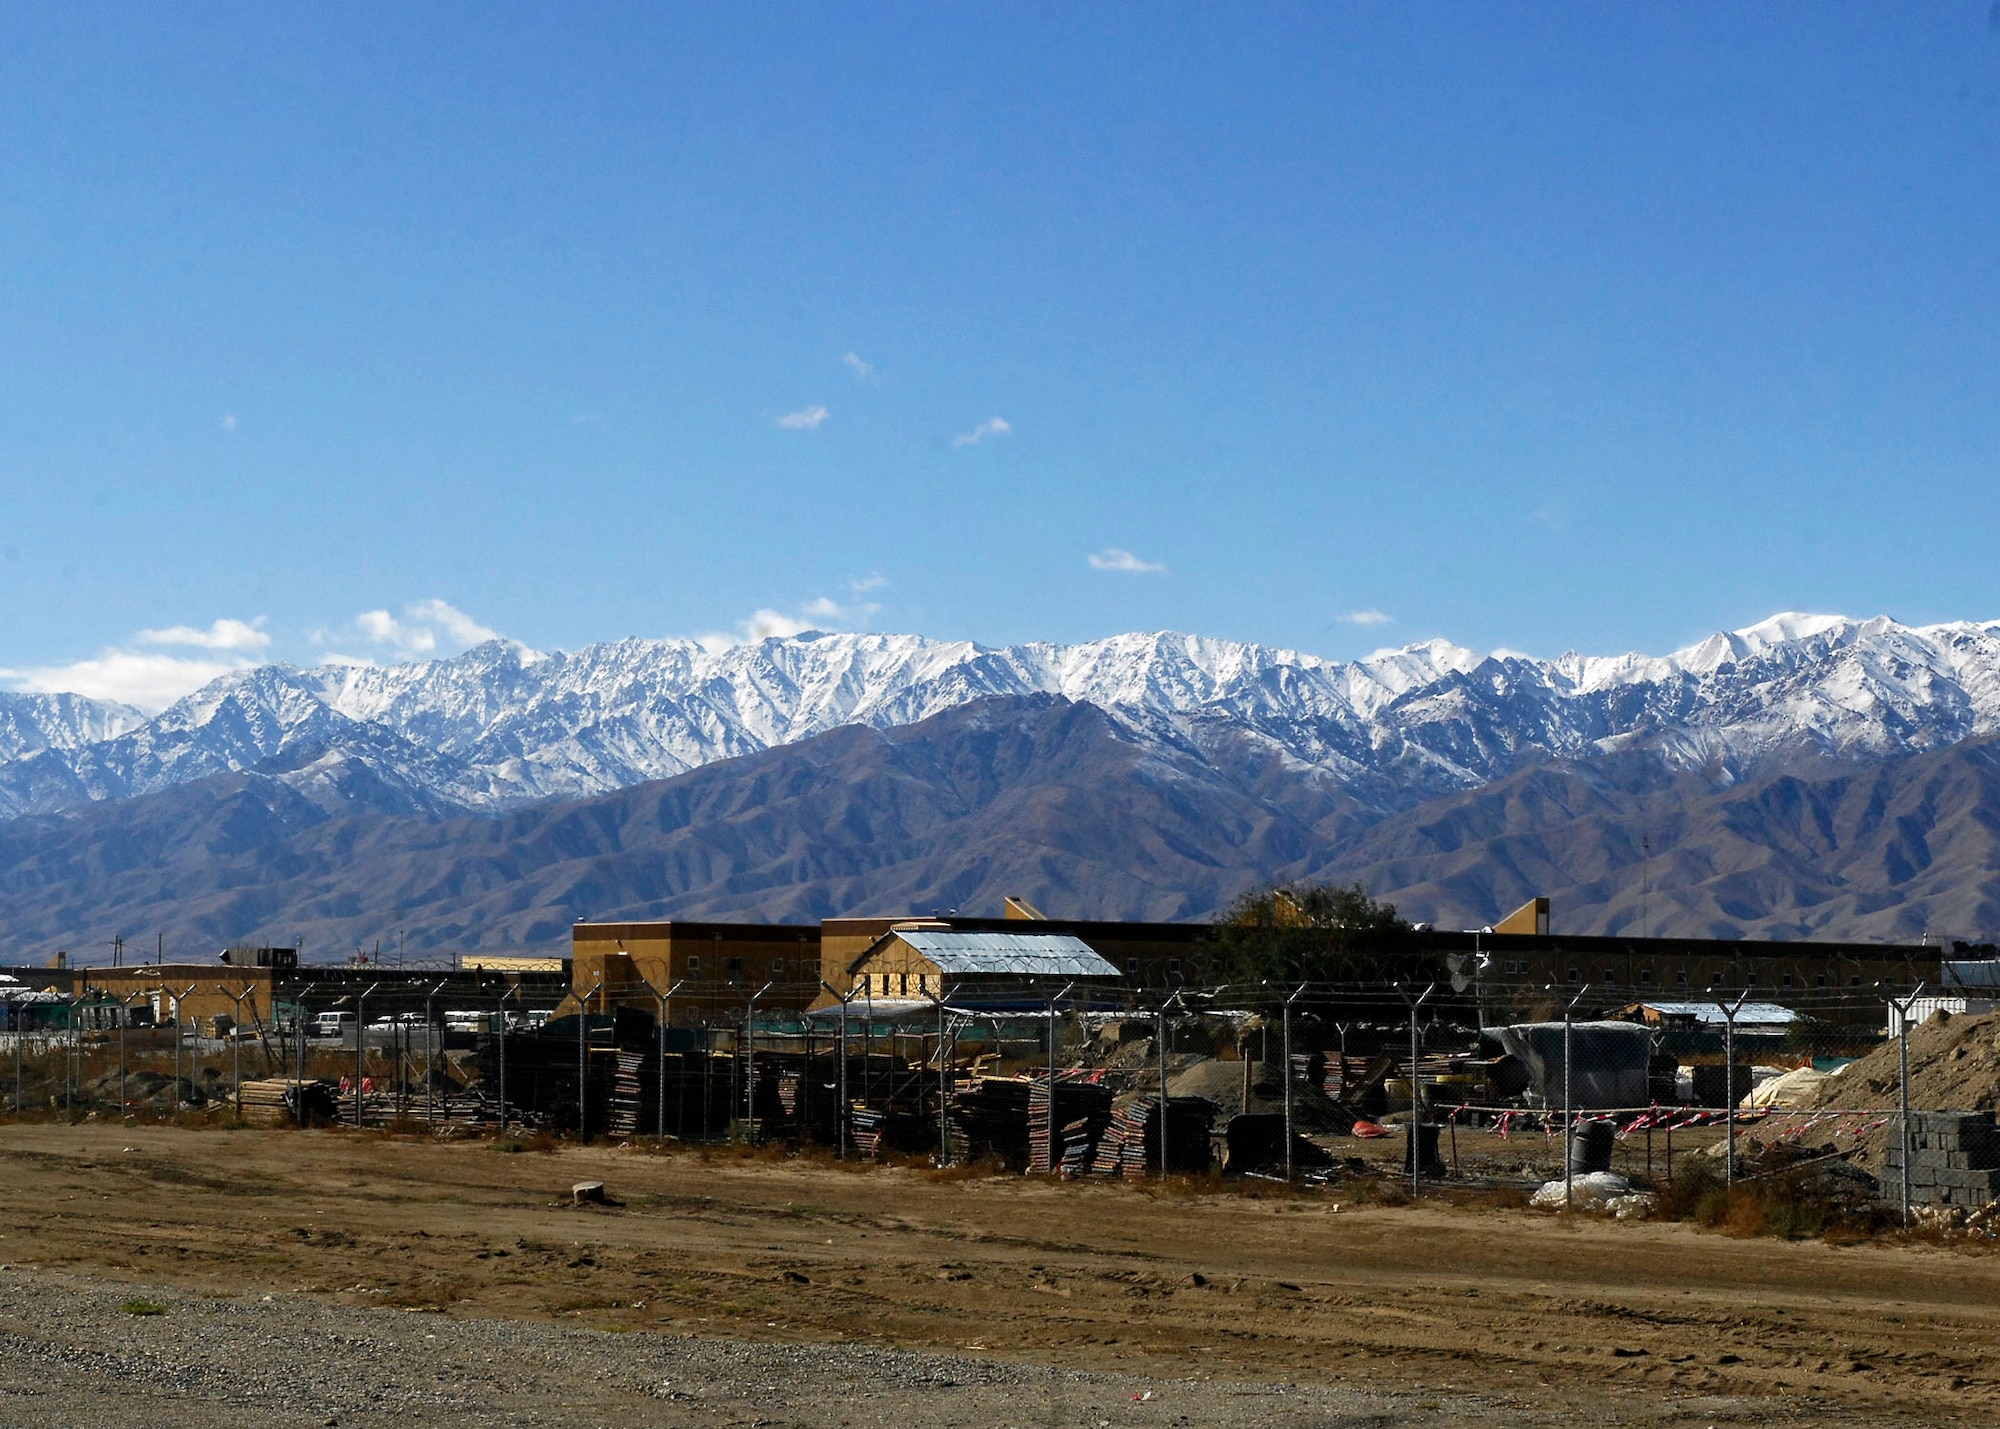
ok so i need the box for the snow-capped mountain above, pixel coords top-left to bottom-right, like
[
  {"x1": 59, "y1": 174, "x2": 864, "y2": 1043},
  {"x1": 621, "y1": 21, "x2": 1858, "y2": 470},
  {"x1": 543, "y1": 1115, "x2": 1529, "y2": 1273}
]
[
  {"x1": 6, "y1": 612, "x2": 2000, "y2": 821},
  {"x1": 0, "y1": 690, "x2": 146, "y2": 763}
]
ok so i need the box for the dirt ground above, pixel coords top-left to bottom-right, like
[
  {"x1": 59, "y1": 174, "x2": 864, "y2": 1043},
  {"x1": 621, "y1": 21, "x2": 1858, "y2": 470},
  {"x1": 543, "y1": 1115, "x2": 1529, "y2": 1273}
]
[{"x1": 2, "y1": 1123, "x2": 1999, "y2": 1427}]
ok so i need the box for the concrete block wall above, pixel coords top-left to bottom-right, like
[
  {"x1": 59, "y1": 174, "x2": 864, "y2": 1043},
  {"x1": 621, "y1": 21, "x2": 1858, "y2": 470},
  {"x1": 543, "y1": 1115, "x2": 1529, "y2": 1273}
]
[{"x1": 1884, "y1": 1111, "x2": 2000, "y2": 1207}]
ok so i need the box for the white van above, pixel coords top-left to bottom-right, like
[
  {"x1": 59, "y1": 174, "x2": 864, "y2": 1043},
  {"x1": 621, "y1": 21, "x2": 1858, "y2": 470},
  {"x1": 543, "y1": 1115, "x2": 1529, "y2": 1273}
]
[{"x1": 312, "y1": 1011, "x2": 356, "y2": 1038}]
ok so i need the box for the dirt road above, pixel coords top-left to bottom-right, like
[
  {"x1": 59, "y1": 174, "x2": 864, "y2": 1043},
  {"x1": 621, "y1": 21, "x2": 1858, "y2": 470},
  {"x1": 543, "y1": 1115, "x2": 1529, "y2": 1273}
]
[{"x1": 1, "y1": 1123, "x2": 1996, "y2": 1426}]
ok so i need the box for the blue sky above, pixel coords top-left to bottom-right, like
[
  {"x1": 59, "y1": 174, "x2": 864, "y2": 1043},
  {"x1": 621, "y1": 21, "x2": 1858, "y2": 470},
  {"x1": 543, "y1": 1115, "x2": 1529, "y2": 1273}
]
[{"x1": 3, "y1": 4, "x2": 1999, "y2": 708}]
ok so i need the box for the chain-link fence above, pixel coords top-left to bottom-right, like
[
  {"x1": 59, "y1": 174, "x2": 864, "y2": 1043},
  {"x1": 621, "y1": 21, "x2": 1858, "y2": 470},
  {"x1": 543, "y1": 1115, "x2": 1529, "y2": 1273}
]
[{"x1": 8, "y1": 975, "x2": 1994, "y2": 1221}]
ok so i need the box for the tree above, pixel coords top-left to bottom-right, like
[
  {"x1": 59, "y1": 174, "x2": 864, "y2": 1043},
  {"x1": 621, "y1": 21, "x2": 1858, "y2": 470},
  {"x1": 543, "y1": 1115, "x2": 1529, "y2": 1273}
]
[{"x1": 1206, "y1": 881, "x2": 1424, "y2": 987}]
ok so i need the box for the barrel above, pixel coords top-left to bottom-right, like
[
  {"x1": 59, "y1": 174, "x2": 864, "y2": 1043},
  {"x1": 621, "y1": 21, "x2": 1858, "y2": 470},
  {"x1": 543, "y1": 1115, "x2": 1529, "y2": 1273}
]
[
  {"x1": 1403, "y1": 1121, "x2": 1443, "y2": 1175},
  {"x1": 1569, "y1": 1118, "x2": 1615, "y2": 1174}
]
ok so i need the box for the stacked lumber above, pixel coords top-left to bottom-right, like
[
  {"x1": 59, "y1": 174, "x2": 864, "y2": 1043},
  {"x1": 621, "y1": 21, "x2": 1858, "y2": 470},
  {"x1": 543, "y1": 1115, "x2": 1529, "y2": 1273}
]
[
  {"x1": 237, "y1": 1078, "x2": 338, "y2": 1125},
  {"x1": 945, "y1": 1077, "x2": 1035, "y2": 1168},
  {"x1": 605, "y1": 1051, "x2": 643, "y2": 1136},
  {"x1": 1090, "y1": 1095, "x2": 1219, "y2": 1176},
  {"x1": 1028, "y1": 1079, "x2": 1115, "y2": 1174}
]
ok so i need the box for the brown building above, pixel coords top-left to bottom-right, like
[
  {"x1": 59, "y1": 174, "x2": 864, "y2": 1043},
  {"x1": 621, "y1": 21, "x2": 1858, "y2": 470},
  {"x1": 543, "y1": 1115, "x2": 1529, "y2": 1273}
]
[
  {"x1": 568, "y1": 920, "x2": 821, "y2": 1020},
  {"x1": 74, "y1": 964, "x2": 278, "y2": 1032}
]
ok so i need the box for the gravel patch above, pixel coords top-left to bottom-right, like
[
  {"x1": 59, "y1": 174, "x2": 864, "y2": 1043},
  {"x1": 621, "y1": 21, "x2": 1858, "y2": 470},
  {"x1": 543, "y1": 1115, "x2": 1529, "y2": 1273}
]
[{"x1": 0, "y1": 1266, "x2": 1580, "y2": 1428}]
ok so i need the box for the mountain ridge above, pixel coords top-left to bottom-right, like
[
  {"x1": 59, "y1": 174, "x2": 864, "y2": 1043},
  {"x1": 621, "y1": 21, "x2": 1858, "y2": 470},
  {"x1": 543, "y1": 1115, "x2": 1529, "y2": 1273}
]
[
  {"x1": 4, "y1": 692, "x2": 2000, "y2": 964},
  {"x1": 9, "y1": 611, "x2": 2000, "y2": 823}
]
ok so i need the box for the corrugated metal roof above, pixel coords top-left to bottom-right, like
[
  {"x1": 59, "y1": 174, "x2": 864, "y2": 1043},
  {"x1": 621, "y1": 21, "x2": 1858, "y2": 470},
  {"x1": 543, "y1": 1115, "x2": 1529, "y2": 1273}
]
[
  {"x1": 890, "y1": 930, "x2": 1120, "y2": 979},
  {"x1": 1631, "y1": 1000, "x2": 1796, "y2": 1026}
]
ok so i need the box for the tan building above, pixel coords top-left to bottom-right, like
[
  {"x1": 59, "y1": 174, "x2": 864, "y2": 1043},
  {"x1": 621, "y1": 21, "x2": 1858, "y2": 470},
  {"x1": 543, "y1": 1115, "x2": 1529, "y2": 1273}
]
[
  {"x1": 568, "y1": 920, "x2": 821, "y2": 1020},
  {"x1": 842, "y1": 927, "x2": 1120, "y2": 1005},
  {"x1": 74, "y1": 964, "x2": 277, "y2": 1032}
]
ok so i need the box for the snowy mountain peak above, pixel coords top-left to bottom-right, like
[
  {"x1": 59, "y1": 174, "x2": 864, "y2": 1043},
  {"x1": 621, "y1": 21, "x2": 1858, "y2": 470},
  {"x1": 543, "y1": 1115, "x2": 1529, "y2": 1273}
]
[{"x1": 9, "y1": 613, "x2": 2000, "y2": 821}]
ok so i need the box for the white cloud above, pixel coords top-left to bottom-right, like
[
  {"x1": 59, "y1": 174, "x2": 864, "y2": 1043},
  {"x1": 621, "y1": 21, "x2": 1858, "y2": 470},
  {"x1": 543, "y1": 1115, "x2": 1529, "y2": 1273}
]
[
  {"x1": 952, "y1": 416, "x2": 1012, "y2": 447},
  {"x1": 2, "y1": 614, "x2": 279, "y2": 709},
  {"x1": 697, "y1": 583, "x2": 886, "y2": 651},
  {"x1": 775, "y1": 404, "x2": 830, "y2": 431},
  {"x1": 0, "y1": 649, "x2": 255, "y2": 711},
  {"x1": 1087, "y1": 548, "x2": 1168, "y2": 574},
  {"x1": 406, "y1": 598, "x2": 499, "y2": 647},
  {"x1": 841, "y1": 352, "x2": 877, "y2": 382},
  {"x1": 1337, "y1": 609, "x2": 1394, "y2": 626},
  {"x1": 136, "y1": 617, "x2": 271, "y2": 651},
  {"x1": 321, "y1": 599, "x2": 502, "y2": 659},
  {"x1": 220, "y1": 414, "x2": 237, "y2": 433}
]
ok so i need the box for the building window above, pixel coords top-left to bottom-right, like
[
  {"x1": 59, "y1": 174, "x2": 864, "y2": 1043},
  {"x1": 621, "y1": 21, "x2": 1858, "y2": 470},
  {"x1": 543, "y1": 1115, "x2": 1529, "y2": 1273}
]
[
  {"x1": 1602, "y1": 969, "x2": 1617, "y2": 986},
  {"x1": 1849, "y1": 976, "x2": 1862, "y2": 987},
  {"x1": 1639, "y1": 969, "x2": 1654, "y2": 985},
  {"x1": 727, "y1": 957, "x2": 745, "y2": 984},
  {"x1": 1781, "y1": 972, "x2": 1793, "y2": 988},
  {"x1": 1675, "y1": 970, "x2": 1689, "y2": 986},
  {"x1": 898, "y1": 972, "x2": 909, "y2": 996},
  {"x1": 1746, "y1": 973, "x2": 1759, "y2": 986},
  {"x1": 1566, "y1": 968, "x2": 1580, "y2": 984},
  {"x1": 771, "y1": 958, "x2": 785, "y2": 978},
  {"x1": 685, "y1": 956, "x2": 701, "y2": 977},
  {"x1": 1815, "y1": 974, "x2": 1826, "y2": 988},
  {"x1": 1708, "y1": 972, "x2": 1722, "y2": 987}
]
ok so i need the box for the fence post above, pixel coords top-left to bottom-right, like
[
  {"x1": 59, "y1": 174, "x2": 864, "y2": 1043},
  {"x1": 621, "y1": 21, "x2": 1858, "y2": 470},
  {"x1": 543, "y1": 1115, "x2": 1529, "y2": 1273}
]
[
  {"x1": 1561, "y1": 983, "x2": 1592, "y2": 1210},
  {"x1": 1157, "y1": 996, "x2": 1170, "y2": 1178},
  {"x1": 1283, "y1": 985, "x2": 1307, "y2": 1181},
  {"x1": 936, "y1": 996, "x2": 951, "y2": 1167},
  {"x1": 495, "y1": 985, "x2": 516, "y2": 1132},
  {"x1": 577, "y1": 974, "x2": 602, "y2": 1142},
  {"x1": 648, "y1": 978, "x2": 686, "y2": 1141},
  {"x1": 1401, "y1": 981, "x2": 1437, "y2": 1198},
  {"x1": 819, "y1": 981, "x2": 852, "y2": 1159},
  {"x1": 1716, "y1": 990, "x2": 1749, "y2": 1189},
  {"x1": 425, "y1": 980, "x2": 448, "y2": 1127},
  {"x1": 744, "y1": 981, "x2": 772, "y2": 1145},
  {"x1": 1890, "y1": 981, "x2": 1927, "y2": 1228},
  {"x1": 1045, "y1": 982, "x2": 1074, "y2": 1175}
]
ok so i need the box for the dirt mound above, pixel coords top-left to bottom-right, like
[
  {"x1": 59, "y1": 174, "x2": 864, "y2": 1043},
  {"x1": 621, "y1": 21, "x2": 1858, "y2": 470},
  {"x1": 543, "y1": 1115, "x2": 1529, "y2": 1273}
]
[
  {"x1": 1800, "y1": 1010, "x2": 2000, "y2": 1113},
  {"x1": 1791, "y1": 1010, "x2": 2000, "y2": 1168},
  {"x1": 82, "y1": 1071, "x2": 207, "y2": 1109},
  {"x1": 1166, "y1": 1056, "x2": 1347, "y2": 1126}
]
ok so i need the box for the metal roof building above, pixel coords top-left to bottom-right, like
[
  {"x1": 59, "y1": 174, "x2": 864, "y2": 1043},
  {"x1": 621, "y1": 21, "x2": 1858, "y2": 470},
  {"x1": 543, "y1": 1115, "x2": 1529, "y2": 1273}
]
[{"x1": 842, "y1": 926, "x2": 1120, "y2": 1006}]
